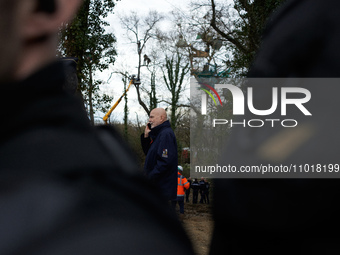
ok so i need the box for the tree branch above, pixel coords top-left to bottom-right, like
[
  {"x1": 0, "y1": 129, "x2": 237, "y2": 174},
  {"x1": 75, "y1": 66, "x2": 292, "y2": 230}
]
[{"x1": 210, "y1": 0, "x2": 250, "y2": 54}]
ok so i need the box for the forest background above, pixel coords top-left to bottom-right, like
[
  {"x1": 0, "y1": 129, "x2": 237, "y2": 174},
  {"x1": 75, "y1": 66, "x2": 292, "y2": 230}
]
[{"x1": 58, "y1": 0, "x2": 286, "y2": 173}]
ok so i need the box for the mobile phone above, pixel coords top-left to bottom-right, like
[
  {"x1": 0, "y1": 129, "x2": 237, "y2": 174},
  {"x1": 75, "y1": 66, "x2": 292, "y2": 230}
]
[{"x1": 147, "y1": 123, "x2": 151, "y2": 129}]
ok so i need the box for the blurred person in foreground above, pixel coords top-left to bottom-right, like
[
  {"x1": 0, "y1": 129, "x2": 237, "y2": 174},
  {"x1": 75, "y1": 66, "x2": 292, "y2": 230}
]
[
  {"x1": 210, "y1": 0, "x2": 340, "y2": 254},
  {"x1": 0, "y1": 0, "x2": 194, "y2": 254}
]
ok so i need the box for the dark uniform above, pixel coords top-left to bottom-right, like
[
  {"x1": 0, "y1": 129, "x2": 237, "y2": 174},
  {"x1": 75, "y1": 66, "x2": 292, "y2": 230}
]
[
  {"x1": 185, "y1": 178, "x2": 192, "y2": 203},
  {"x1": 204, "y1": 180, "x2": 210, "y2": 204},
  {"x1": 191, "y1": 179, "x2": 200, "y2": 204},
  {"x1": 199, "y1": 179, "x2": 206, "y2": 204},
  {"x1": 0, "y1": 61, "x2": 195, "y2": 255},
  {"x1": 210, "y1": 0, "x2": 340, "y2": 254}
]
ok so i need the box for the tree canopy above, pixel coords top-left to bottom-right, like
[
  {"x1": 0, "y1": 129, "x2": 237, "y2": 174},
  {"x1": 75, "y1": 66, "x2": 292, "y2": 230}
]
[{"x1": 59, "y1": 0, "x2": 117, "y2": 124}]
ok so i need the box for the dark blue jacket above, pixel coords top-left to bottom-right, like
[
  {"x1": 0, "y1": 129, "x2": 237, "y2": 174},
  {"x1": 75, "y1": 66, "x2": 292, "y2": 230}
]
[{"x1": 141, "y1": 120, "x2": 178, "y2": 200}]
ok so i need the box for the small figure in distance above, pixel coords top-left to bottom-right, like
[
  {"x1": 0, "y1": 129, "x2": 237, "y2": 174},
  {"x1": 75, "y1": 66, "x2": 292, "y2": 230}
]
[{"x1": 171, "y1": 166, "x2": 190, "y2": 220}]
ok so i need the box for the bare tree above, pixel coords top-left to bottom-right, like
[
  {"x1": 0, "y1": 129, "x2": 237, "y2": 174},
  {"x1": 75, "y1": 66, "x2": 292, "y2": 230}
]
[
  {"x1": 167, "y1": 7, "x2": 228, "y2": 79},
  {"x1": 162, "y1": 52, "x2": 190, "y2": 131},
  {"x1": 209, "y1": 0, "x2": 285, "y2": 74},
  {"x1": 119, "y1": 10, "x2": 164, "y2": 116}
]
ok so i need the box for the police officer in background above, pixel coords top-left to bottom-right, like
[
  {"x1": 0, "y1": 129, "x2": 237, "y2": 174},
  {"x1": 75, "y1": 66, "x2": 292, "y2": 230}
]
[
  {"x1": 185, "y1": 177, "x2": 192, "y2": 203},
  {"x1": 204, "y1": 178, "x2": 210, "y2": 204},
  {"x1": 199, "y1": 177, "x2": 206, "y2": 204},
  {"x1": 191, "y1": 178, "x2": 200, "y2": 204}
]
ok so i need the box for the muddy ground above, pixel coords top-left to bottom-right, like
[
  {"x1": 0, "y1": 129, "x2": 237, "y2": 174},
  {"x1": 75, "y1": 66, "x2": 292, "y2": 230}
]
[{"x1": 180, "y1": 202, "x2": 214, "y2": 255}]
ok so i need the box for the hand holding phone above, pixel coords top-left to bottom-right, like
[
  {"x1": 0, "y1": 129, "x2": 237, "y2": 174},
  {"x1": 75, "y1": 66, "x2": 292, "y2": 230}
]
[{"x1": 144, "y1": 123, "x2": 152, "y2": 138}]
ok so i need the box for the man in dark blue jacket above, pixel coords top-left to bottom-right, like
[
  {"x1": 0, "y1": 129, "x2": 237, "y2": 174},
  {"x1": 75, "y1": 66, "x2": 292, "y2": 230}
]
[{"x1": 141, "y1": 108, "x2": 178, "y2": 201}]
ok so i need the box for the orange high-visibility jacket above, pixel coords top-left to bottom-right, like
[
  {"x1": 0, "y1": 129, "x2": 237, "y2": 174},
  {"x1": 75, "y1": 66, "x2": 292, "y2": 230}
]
[{"x1": 177, "y1": 172, "x2": 190, "y2": 197}]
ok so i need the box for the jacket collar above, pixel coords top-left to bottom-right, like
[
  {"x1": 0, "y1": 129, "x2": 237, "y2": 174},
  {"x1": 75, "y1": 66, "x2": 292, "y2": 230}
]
[
  {"x1": 0, "y1": 60, "x2": 90, "y2": 142},
  {"x1": 3, "y1": 60, "x2": 65, "y2": 94},
  {"x1": 149, "y1": 120, "x2": 171, "y2": 138}
]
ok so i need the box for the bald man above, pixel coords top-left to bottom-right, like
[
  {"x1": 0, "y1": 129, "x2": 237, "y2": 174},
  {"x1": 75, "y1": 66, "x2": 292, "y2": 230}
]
[{"x1": 141, "y1": 108, "x2": 178, "y2": 201}]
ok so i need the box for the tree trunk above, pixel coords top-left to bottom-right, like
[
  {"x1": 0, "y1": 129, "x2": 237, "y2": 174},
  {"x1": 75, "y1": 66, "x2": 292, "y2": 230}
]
[
  {"x1": 123, "y1": 75, "x2": 129, "y2": 140},
  {"x1": 88, "y1": 64, "x2": 94, "y2": 125}
]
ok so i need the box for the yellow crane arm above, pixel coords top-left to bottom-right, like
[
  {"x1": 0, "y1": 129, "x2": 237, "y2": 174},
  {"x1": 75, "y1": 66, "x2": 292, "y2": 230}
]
[{"x1": 103, "y1": 78, "x2": 134, "y2": 124}]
